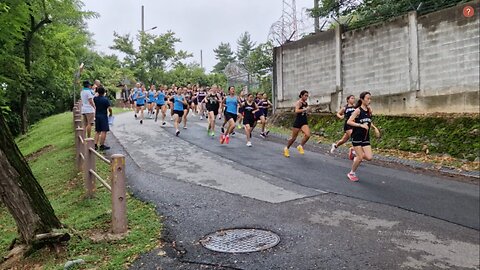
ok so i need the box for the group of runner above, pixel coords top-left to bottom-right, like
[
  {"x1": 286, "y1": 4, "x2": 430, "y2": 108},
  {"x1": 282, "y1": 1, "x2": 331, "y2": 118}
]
[
  {"x1": 126, "y1": 83, "x2": 273, "y2": 147},
  {"x1": 124, "y1": 82, "x2": 379, "y2": 182},
  {"x1": 284, "y1": 90, "x2": 380, "y2": 182}
]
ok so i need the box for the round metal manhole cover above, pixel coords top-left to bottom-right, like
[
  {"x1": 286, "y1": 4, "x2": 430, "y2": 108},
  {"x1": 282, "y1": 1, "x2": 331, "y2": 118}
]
[{"x1": 200, "y1": 228, "x2": 280, "y2": 253}]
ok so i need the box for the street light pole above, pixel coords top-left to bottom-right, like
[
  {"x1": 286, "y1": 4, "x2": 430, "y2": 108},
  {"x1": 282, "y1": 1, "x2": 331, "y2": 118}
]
[{"x1": 141, "y1": 5, "x2": 144, "y2": 32}]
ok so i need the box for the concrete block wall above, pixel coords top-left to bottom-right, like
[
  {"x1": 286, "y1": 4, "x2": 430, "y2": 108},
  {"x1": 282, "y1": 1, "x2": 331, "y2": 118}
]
[
  {"x1": 272, "y1": 1, "x2": 480, "y2": 115},
  {"x1": 277, "y1": 30, "x2": 336, "y2": 109},
  {"x1": 342, "y1": 16, "x2": 410, "y2": 97}
]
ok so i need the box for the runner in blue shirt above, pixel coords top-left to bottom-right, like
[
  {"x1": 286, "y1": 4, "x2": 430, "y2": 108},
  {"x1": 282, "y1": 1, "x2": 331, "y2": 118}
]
[
  {"x1": 220, "y1": 86, "x2": 240, "y2": 144},
  {"x1": 147, "y1": 84, "x2": 156, "y2": 119},
  {"x1": 155, "y1": 85, "x2": 167, "y2": 126},
  {"x1": 136, "y1": 85, "x2": 147, "y2": 124},
  {"x1": 173, "y1": 87, "x2": 188, "y2": 136}
]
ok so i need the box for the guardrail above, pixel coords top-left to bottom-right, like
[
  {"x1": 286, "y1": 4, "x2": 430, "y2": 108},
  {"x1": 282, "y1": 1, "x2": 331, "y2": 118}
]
[{"x1": 72, "y1": 101, "x2": 127, "y2": 234}]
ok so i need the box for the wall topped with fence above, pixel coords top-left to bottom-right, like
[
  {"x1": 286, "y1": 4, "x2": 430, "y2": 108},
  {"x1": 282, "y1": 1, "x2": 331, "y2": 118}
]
[{"x1": 273, "y1": 1, "x2": 479, "y2": 115}]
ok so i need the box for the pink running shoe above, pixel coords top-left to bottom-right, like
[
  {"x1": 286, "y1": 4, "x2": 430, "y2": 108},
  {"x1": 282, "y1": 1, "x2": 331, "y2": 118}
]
[{"x1": 347, "y1": 172, "x2": 359, "y2": 182}]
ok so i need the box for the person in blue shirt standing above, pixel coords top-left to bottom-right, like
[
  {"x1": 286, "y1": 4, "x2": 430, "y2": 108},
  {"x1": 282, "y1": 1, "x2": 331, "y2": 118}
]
[
  {"x1": 220, "y1": 86, "x2": 240, "y2": 145},
  {"x1": 93, "y1": 86, "x2": 113, "y2": 151},
  {"x1": 173, "y1": 87, "x2": 188, "y2": 136},
  {"x1": 80, "y1": 80, "x2": 96, "y2": 138},
  {"x1": 136, "y1": 85, "x2": 147, "y2": 124},
  {"x1": 155, "y1": 85, "x2": 167, "y2": 125}
]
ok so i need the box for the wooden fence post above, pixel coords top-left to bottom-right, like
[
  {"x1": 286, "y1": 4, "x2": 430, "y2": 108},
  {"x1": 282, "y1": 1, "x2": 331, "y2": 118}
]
[
  {"x1": 110, "y1": 154, "x2": 128, "y2": 234},
  {"x1": 84, "y1": 138, "x2": 96, "y2": 198},
  {"x1": 75, "y1": 127, "x2": 84, "y2": 171}
]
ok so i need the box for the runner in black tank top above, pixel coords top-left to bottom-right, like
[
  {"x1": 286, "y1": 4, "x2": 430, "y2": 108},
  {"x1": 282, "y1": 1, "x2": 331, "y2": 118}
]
[
  {"x1": 330, "y1": 95, "x2": 356, "y2": 155},
  {"x1": 203, "y1": 87, "x2": 220, "y2": 137},
  {"x1": 346, "y1": 91, "x2": 381, "y2": 182},
  {"x1": 284, "y1": 90, "x2": 311, "y2": 158},
  {"x1": 241, "y1": 93, "x2": 259, "y2": 147}
]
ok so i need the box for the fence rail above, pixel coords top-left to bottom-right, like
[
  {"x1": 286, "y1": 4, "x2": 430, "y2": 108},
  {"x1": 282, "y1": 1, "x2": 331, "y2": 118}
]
[{"x1": 73, "y1": 101, "x2": 127, "y2": 234}]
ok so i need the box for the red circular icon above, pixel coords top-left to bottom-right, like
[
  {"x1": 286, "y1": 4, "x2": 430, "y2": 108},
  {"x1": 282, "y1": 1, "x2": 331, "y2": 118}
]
[{"x1": 463, "y1": 6, "x2": 474, "y2": 18}]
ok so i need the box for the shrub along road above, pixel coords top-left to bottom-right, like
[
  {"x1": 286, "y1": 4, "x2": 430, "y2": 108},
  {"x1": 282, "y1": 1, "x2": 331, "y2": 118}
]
[{"x1": 108, "y1": 111, "x2": 479, "y2": 269}]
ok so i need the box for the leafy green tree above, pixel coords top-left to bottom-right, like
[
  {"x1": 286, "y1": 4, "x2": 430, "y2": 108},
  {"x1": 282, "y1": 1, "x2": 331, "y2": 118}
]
[
  {"x1": 236, "y1": 31, "x2": 256, "y2": 63},
  {"x1": 110, "y1": 31, "x2": 192, "y2": 83},
  {"x1": 212, "y1": 42, "x2": 236, "y2": 73}
]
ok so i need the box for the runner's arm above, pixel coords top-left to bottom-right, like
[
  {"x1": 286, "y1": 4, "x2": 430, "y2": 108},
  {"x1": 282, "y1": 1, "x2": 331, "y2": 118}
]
[
  {"x1": 336, "y1": 107, "x2": 345, "y2": 119},
  {"x1": 293, "y1": 101, "x2": 304, "y2": 114}
]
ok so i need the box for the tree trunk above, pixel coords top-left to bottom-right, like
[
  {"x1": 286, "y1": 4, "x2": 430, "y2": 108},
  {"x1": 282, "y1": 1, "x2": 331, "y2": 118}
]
[{"x1": 0, "y1": 109, "x2": 61, "y2": 244}]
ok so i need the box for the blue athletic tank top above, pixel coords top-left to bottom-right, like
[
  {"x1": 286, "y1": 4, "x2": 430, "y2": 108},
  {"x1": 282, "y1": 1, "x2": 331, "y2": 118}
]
[
  {"x1": 174, "y1": 95, "x2": 184, "y2": 111},
  {"x1": 136, "y1": 91, "x2": 146, "y2": 105},
  {"x1": 156, "y1": 92, "x2": 165, "y2": 105},
  {"x1": 225, "y1": 96, "x2": 238, "y2": 114},
  {"x1": 148, "y1": 90, "x2": 155, "y2": 102}
]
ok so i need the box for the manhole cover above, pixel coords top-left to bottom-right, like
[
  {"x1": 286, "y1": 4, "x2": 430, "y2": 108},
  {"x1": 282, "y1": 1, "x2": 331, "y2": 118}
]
[{"x1": 200, "y1": 228, "x2": 280, "y2": 253}]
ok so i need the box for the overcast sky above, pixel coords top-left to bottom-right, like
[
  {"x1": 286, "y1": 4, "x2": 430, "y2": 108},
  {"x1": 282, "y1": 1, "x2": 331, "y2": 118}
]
[{"x1": 82, "y1": 0, "x2": 314, "y2": 72}]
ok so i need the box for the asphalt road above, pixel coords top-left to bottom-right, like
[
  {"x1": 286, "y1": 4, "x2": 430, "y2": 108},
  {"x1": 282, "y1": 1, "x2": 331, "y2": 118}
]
[{"x1": 108, "y1": 111, "x2": 480, "y2": 270}]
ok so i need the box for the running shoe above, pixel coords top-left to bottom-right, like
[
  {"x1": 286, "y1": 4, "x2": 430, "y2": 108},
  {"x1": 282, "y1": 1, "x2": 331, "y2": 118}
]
[
  {"x1": 99, "y1": 145, "x2": 111, "y2": 151},
  {"x1": 265, "y1": 130, "x2": 270, "y2": 137},
  {"x1": 260, "y1": 132, "x2": 266, "y2": 139},
  {"x1": 175, "y1": 130, "x2": 180, "y2": 136},
  {"x1": 134, "y1": 114, "x2": 137, "y2": 119},
  {"x1": 220, "y1": 134, "x2": 226, "y2": 144},
  {"x1": 347, "y1": 172, "x2": 359, "y2": 182},
  {"x1": 231, "y1": 131, "x2": 236, "y2": 136},
  {"x1": 297, "y1": 145, "x2": 305, "y2": 155},
  {"x1": 200, "y1": 116, "x2": 203, "y2": 120},
  {"x1": 170, "y1": 117, "x2": 173, "y2": 121},
  {"x1": 225, "y1": 135, "x2": 230, "y2": 144},
  {"x1": 348, "y1": 147, "x2": 355, "y2": 160},
  {"x1": 246, "y1": 141, "x2": 252, "y2": 147},
  {"x1": 183, "y1": 126, "x2": 188, "y2": 129},
  {"x1": 210, "y1": 131, "x2": 215, "y2": 137},
  {"x1": 237, "y1": 124, "x2": 242, "y2": 129},
  {"x1": 283, "y1": 147, "x2": 290, "y2": 158},
  {"x1": 162, "y1": 122, "x2": 166, "y2": 126},
  {"x1": 330, "y1": 143, "x2": 337, "y2": 153},
  {"x1": 140, "y1": 120, "x2": 143, "y2": 124}
]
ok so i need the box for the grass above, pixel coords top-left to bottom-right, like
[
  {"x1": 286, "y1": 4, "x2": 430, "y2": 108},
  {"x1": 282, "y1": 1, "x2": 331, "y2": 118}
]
[{"x1": 0, "y1": 111, "x2": 162, "y2": 269}]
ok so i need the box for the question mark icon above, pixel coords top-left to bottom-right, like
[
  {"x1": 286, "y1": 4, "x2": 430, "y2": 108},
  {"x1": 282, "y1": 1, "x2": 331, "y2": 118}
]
[{"x1": 463, "y1": 6, "x2": 474, "y2": 18}]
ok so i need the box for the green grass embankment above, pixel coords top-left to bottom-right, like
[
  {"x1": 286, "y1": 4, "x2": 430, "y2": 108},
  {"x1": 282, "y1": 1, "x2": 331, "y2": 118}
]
[
  {"x1": 0, "y1": 111, "x2": 161, "y2": 269},
  {"x1": 271, "y1": 113, "x2": 480, "y2": 162}
]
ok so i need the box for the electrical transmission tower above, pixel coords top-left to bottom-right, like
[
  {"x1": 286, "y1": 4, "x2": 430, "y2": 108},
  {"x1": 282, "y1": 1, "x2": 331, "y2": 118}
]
[{"x1": 269, "y1": 0, "x2": 314, "y2": 46}]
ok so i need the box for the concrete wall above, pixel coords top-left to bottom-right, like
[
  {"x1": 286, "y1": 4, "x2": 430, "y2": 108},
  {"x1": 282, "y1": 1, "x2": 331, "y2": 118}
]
[{"x1": 272, "y1": 1, "x2": 480, "y2": 115}]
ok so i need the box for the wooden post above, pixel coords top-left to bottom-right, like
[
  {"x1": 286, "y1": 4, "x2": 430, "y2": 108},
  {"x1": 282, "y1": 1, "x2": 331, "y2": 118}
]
[
  {"x1": 111, "y1": 154, "x2": 128, "y2": 234},
  {"x1": 74, "y1": 119, "x2": 82, "y2": 130},
  {"x1": 75, "y1": 128, "x2": 84, "y2": 171},
  {"x1": 84, "y1": 138, "x2": 96, "y2": 198}
]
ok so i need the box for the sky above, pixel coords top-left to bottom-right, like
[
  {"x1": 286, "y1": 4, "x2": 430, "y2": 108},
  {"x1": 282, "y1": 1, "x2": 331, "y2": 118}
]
[{"x1": 82, "y1": 0, "x2": 314, "y2": 72}]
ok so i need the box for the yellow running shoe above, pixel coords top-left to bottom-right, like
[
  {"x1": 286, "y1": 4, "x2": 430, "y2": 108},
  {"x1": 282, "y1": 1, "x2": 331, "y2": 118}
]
[
  {"x1": 283, "y1": 147, "x2": 290, "y2": 158},
  {"x1": 297, "y1": 145, "x2": 305, "y2": 155}
]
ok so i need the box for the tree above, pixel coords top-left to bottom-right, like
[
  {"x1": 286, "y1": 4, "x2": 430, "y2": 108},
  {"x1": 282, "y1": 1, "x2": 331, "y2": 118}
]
[
  {"x1": 236, "y1": 32, "x2": 256, "y2": 63},
  {"x1": 110, "y1": 30, "x2": 192, "y2": 83},
  {"x1": 0, "y1": 107, "x2": 63, "y2": 248},
  {"x1": 212, "y1": 42, "x2": 236, "y2": 73}
]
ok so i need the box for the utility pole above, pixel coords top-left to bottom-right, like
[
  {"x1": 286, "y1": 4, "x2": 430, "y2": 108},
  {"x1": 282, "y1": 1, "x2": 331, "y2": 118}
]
[
  {"x1": 141, "y1": 5, "x2": 145, "y2": 32},
  {"x1": 314, "y1": 0, "x2": 320, "y2": 32},
  {"x1": 200, "y1": 50, "x2": 203, "y2": 69}
]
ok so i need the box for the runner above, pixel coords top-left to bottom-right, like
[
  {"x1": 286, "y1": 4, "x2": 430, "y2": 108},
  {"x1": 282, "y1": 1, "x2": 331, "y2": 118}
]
[
  {"x1": 93, "y1": 86, "x2": 112, "y2": 151},
  {"x1": 346, "y1": 91, "x2": 380, "y2": 182},
  {"x1": 190, "y1": 84, "x2": 198, "y2": 116},
  {"x1": 132, "y1": 82, "x2": 141, "y2": 118},
  {"x1": 220, "y1": 86, "x2": 239, "y2": 145},
  {"x1": 168, "y1": 87, "x2": 176, "y2": 121},
  {"x1": 196, "y1": 86, "x2": 207, "y2": 120},
  {"x1": 147, "y1": 84, "x2": 156, "y2": 119},
  {"x1": 237, "y1": 89, "x2": 246, "y2": 129},
  {"x1": 217, "y1": 86, "x2": 225, "y2": 120},
  {"x1": 155, "y1": 86, "x2": 167, "y2": 126},
  {"x1": 182, "y1": 87, "x2": 191, "y2": 129},
  {"x1": 121, "y1": 84, "x2": 129, "y2": 110},
  {"x1": 241, "y1": 93, "x2": 260, "y2": 147},
  {"x1": 330, "y1": 95, "x2": 356, "y2": 153},
  {"x1": 136, "y1": 85, "x2": 147, "y2": 124},
  {"x1": 203, "y1": 86, "x2": 220, "y2": 137},
  {"x1": 283, "y1": 90, "x2": 311, "y2": 158},
  {"x1": 128, "y1": 88, "x2": 135, "y2": 111},
  {"x1": 257, "y1": 93, "x2": 273, "y2": 139},
  {"x1": 173, "y1": 87, "x2": 188, "y2": 136}
]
